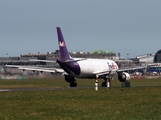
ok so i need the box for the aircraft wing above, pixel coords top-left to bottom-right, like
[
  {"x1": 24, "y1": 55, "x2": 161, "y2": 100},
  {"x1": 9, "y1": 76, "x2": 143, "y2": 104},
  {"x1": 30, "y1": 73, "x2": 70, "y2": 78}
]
[
  {"x1": 117, "y1": 63, "x2": 160, "y2": 72},
  {"x1": 93, "y1": 69, "x2": 117, "y2": 77},
  {"x1": 117, "y1": 66, "x2": 147, "y2": 72},
  {"x1": 5, "y1": 65, "x2": 64, "y2": 73}
]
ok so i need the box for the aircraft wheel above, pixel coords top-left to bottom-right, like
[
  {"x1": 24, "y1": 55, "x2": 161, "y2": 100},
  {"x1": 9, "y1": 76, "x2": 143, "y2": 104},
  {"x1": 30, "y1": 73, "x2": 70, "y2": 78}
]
[
  {"x1": 102, "y1": 82, "x2": 106, "y2": 87},
  {"x1": 70, "y1": 83, "x2": 77, "y2": 87}
]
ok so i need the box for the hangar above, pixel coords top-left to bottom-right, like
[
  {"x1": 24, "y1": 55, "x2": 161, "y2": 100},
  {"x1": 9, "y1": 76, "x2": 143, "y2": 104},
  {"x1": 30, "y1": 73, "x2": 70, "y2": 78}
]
[
  {"x1": 136, "y1": 49, "x2": 161, "y2": 64},
  {"x1": 136, "y1": 54, "x2": 155, "y2": 64},
  {"x1": 153, "y1": 49, "x2": 161, "y2": 63}
]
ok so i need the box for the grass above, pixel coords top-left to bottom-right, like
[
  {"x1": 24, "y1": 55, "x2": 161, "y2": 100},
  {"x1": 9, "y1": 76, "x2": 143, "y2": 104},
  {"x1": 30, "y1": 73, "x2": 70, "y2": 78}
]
[{"x1": 0, "y1": 77, "x2": 161, "y2": 119}]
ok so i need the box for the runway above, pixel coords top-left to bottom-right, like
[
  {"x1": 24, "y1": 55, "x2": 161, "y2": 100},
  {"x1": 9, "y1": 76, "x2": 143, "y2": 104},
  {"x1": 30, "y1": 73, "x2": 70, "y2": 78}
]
[{"x1": 0, "y1": 84, "x2": 160, "y2": 92}]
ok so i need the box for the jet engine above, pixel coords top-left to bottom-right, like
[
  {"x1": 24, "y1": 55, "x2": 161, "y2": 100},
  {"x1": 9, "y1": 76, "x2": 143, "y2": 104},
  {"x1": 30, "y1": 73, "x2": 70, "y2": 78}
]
[
  {"x1": 118, "y1": 72, "x2": 130, "y2": 82},
  {"x1": 64, "y1": 75, "x2": 77, "y2": 87},
  {"x1": 64, "y1": 75, "x2": 75, "y2": 83}
]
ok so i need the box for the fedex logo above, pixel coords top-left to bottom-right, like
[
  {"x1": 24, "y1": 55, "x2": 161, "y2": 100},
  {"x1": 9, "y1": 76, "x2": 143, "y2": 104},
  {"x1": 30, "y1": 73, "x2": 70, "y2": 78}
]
[
  {"x1": 107, "y1": 62, "x2": 118, "y2": 70},
  {"x1": 59, "y1": 42, "x2": 66, "y2": 47}
]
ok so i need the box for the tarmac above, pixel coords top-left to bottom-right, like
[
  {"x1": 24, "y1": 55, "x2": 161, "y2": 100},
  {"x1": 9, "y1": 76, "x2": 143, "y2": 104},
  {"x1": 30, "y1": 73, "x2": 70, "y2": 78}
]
[{"x1": 1, "y1": 83, "x2": 161, "y2": 92}]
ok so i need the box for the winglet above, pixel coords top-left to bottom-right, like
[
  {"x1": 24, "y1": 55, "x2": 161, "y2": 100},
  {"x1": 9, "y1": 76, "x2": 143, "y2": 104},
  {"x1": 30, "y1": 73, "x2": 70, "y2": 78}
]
[{"x1": 57, "y1": 27, "x2": 70, "y2": 60}]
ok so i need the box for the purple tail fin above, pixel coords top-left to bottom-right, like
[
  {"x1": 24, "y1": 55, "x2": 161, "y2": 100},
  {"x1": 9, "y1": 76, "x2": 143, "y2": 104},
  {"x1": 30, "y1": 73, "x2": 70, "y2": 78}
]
[{"x1": 57, "y1": 27, "x2": 70, "y2": 60}]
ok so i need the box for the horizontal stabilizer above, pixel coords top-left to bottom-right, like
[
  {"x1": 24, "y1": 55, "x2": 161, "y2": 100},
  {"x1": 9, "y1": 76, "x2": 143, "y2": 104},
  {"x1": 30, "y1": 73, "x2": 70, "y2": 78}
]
[
  {"x1": 63, "y1": 58, "x2": 87, "y2": 63},
  {"x1": 29, "y1": 59, "x2": 56, "y2": 63}
]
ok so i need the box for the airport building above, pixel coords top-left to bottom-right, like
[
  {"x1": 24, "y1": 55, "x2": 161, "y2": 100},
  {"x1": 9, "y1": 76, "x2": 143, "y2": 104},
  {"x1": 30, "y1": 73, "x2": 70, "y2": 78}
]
[
  {"x1": 136, "y1": 49, "x2": 161, "y2": 64},
  {"x1": 1, "y1": 49, "x2": 161, "y2": 79},
  {"x1": 136, "y1": 54, "x2": 155, "y2": 64},
  {"x1": 0, "y1": 50, "x2": 117, "y2": 66},
  {"x1": 153, "y1": 49, "x2": 161, "y2": 63},
  {"x1": 1, "y1": 49, "x2": 161, "y2": 67}
]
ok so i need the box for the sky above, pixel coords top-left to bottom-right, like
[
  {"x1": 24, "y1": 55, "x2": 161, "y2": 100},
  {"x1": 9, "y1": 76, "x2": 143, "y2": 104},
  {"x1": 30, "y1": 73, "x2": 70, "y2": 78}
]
[{"x1": 0, "y1": 0, "x2": 161, "y2": 58}]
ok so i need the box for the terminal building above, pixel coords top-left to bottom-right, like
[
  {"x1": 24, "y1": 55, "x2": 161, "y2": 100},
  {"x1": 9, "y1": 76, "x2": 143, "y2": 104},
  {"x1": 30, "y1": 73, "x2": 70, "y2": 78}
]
[
  {"x1": 0, "y1": 49, "x2": 161, "y2": 78},
  {"x1": 1, "y1": 49, "x2": 161, "y2": 67},
  {"x1": 0, "y1": 50, "x2": 117, "y2": 66}
]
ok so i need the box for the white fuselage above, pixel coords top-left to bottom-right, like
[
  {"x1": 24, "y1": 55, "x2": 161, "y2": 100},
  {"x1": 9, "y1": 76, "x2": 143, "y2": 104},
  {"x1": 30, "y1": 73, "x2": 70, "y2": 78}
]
[{"x1": 76, "y1": 58, "x2": 118, "y2": 78}]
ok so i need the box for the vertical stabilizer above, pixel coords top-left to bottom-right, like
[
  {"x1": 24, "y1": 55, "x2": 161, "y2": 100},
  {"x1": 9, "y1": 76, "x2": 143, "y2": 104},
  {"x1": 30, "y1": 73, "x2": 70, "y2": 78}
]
[{"x1": 57, "y1": 27, "x2": 70, "y2": 60}]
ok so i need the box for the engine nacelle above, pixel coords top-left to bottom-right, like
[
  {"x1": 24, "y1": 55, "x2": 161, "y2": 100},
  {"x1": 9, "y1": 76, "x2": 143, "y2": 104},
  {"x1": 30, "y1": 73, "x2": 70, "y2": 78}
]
[
  {"x1": 64, "y1": 75, "x2": 76, "y2": 83},
  {"x1": 118, "y1": 72, "x2": 130, "y2": 82}
]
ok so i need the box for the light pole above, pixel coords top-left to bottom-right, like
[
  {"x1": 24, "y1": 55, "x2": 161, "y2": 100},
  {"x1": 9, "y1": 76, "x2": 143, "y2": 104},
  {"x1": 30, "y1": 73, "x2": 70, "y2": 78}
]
[
  {"x1": 127, "y1": 53, "x2": 129, "y2": 59},
  {"x1": 127, "y1": 53, "x2": 129, "y2": 66}
]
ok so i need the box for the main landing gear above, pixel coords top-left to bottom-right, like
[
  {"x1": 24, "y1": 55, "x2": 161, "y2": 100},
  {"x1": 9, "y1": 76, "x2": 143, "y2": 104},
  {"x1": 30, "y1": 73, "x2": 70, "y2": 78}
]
[
  {"x1": 102, "y1": 77, "x2": 112, "y2": 87},
  {"x1": 70, "y1": 83, "x2": 77, "y2": 87},
  {"x1": 64, "y1": 75, "x2": 77, "y2": 87},
  {"x1": 95, "y1": 76, "x2": 112, "y2": 90}
]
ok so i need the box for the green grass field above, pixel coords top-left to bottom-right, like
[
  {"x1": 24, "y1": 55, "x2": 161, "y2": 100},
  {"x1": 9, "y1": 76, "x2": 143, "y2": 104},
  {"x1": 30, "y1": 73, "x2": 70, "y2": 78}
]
[{"x1": 0, "y1": 77, "x2": 161, "y2": 120}]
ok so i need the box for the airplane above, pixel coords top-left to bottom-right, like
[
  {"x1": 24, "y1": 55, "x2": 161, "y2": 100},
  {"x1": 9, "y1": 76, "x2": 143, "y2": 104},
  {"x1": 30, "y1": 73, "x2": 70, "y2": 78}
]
[{"x1": 5, "y1": 27, "x2": 160, "y2": 87}]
